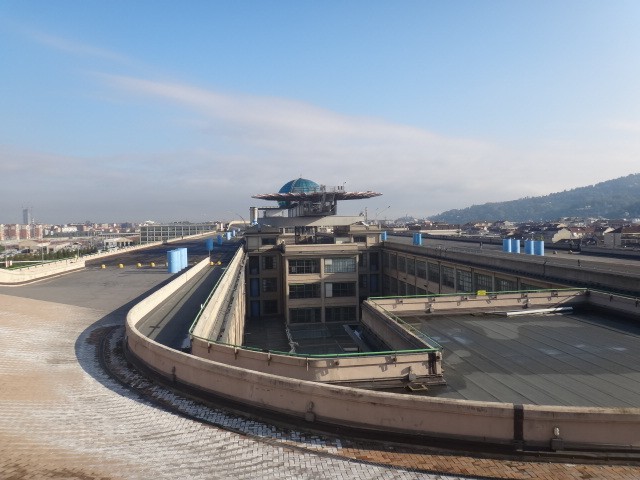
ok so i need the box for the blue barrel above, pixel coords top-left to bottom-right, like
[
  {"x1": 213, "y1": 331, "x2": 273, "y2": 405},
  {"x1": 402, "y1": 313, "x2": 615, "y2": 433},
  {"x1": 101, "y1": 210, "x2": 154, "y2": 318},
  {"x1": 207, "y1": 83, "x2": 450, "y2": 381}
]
[
  {"x1": 534, "y1": 240, "x2": 545, "y2": 256},
  {"x1": 511, "y1": 238, "x2": 521, "y2": 253},
  {"x1": 381, "y1": 231, "x2": 388, "y2": 241},
  {"x1": 217, "y1": 234, "x2": 223, "y2": 245},
  {"x1": 205, "y1": 238, "x2": 214, "y2": 251},
  {"x1": 167, "y1": 249, "x2": 180, "y2": 274},
  {"x1": 180, "y1": 247, "x2": 188, "y2": 269},
  {"x1": 525, "y1": 240, "x2": 535, "y2": 255},
  {"x1": 503, "y1": 238, "x2": 512, "y2": 253},
  {"x1": 413, "y1": 232, "x2": 423, "y2": 246}
]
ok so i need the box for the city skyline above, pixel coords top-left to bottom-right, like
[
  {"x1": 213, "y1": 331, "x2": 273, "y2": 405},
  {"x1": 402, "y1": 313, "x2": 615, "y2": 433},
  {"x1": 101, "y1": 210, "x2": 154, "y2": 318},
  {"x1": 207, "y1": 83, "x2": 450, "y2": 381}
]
[{"x1": 2, "y1": 2, "x2": 640, "y2": 224}]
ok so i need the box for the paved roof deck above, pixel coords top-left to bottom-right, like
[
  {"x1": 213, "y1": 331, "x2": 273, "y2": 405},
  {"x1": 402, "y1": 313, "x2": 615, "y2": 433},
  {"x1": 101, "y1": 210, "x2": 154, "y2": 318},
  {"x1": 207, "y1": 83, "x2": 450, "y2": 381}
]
[{"x1": 398, "y1": 308, "x2": 640, "y2": 407}]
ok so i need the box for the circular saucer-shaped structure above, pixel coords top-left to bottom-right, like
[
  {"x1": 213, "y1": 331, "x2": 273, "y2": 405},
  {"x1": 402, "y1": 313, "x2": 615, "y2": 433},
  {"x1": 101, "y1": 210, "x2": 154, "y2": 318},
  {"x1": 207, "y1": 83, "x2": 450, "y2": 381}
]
[
  {"x1": 277, "y1": 178, "x2": 321, "y2": 208},
  {"x1": 253, "y1": 178, "x2": 382, "y2": 209}
]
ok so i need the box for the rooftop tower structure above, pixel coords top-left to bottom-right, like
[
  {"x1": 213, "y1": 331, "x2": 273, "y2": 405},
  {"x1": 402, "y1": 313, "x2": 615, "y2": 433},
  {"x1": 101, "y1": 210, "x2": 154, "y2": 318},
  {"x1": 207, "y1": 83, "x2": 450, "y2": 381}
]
[{"x1": 251, "y1": 177, "x2": 381, "y2": 230}]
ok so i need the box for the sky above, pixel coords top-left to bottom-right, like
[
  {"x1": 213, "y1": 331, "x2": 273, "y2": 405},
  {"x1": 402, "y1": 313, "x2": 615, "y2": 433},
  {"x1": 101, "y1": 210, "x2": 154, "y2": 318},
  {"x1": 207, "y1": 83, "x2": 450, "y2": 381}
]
[{"x1": 1, "y1": 1, "x2": 640, "y2": 224}]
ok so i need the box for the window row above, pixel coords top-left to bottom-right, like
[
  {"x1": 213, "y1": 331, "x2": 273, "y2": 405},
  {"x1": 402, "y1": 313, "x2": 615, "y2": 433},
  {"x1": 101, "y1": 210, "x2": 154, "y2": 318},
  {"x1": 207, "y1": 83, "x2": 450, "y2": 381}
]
[
  {"x1": 289, "y1": 306, "x2": 357, "y2": 323},
  {"x1": 288, "y1": 257, "x2": 357, "y2": 275},
  {"x1": 248, "y1": 255, "x2": 277, "y2": 275},
  {"x1": 382, "y1": 272, "x2": 530, "y2": 295},
  {"x1": 289, "y1": 282, "x2": 356, "y2": 299}
]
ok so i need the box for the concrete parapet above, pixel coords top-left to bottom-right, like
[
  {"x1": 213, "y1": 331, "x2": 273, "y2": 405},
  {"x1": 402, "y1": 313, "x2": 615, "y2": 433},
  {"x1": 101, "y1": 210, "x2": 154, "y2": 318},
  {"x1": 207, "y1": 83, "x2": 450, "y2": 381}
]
[
  {"x1": 126, "y1": 284, "x2": 640, "y2": 453},
  {"x1": 190, "y1": 339, "x2": 438, "y2": 386},
  {"x1": 190, "y1": 248, "x2": 246, "y2": 343},
  {"x1": 128, "y1": 257, "x2": 211, "y2": 326},
  {"x1": 368, "y1": 289, "x2": 588, "y2": 316},
  {"x1": 0, "y1": 258, "x2": 85, "y2": 285}
]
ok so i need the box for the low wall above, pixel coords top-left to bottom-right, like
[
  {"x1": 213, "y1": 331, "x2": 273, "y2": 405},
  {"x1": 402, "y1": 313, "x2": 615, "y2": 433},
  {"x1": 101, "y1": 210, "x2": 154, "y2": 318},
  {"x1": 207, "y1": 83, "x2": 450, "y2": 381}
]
[
  {"x1": 190, "y1": 247, "x2": 246, "y2": 343},
  {"x1": 128, "y1": 257, "x2": 211, "y2": 324},
  {"x1": 0, "y1": 258, "x2": 85, "y2": 284},
  {"x1": 127, "y1": 321, "x2": 514, "y2": 445},
  {"x1": 368, "y1": 289, "x2": 588, "y2": 316},
  {"x1": 0, "y1": 233, "x2": 211, "y2": 285},
  {"x1": 190, "y1": 340, "x2": 437, "y2": 385},
  {"x1": 126, "y1": 286, "x2": 640, "y2": 453},
  {"x1": 0, "y1": 241, "x2": 163, "y2": 285}
]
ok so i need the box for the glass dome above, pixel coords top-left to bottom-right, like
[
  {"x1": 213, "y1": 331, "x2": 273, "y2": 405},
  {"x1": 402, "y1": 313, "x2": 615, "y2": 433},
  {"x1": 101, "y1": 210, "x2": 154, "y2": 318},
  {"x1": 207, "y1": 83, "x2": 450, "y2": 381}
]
[
  {"x1": 278, "y1": 178, "x2": 320, "y2": 194},
  {"x1": 277, "y1": 178, "x2": 320, "y2": 208}
]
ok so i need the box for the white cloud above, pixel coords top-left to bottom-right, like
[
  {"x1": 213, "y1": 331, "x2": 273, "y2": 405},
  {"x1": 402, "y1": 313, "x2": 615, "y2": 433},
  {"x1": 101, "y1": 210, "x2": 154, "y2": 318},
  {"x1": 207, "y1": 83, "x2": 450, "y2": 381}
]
[{"x1": 26, "y1": 30, "x2": 133, "y2": 65}]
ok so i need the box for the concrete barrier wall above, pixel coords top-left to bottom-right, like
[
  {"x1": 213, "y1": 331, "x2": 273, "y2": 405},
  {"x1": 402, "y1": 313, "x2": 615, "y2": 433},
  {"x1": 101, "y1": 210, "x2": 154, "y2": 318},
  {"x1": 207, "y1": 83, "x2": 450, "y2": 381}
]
[
  {"x1": 129, "y1": 257, "x2": 211, "y2": 330},
  {"x1": 369, "y1": 290, "x2": 589, "y2": 315},
  {"x1": 127, "y1": 320, "x2": 514, "y2": 444},
  {"x1": 126, "y1": 286, "x2": 640, "y2": 451},
  {"x1": 586, "y1": 290, "x2": 640, "y2": 319},
  {"x1": 0, "y1": 233, "x2": 212, "y2": 285},
  {"x1": 190, "y1": 248, "x2": 246, "y2": 342},
  {"x1": 0, "y1": 258, "x2": 85, "y2": 284},
  {"x1": 190, "y1": 339, "x2": 435, "y2": 384},
  {"x1": 361, "y1": 301, "x2": 434, "y2": 350}
]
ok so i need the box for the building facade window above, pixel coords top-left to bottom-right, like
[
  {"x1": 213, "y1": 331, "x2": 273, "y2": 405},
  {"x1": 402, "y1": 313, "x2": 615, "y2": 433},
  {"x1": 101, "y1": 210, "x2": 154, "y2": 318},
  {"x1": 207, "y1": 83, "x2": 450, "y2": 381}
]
[
  {"x1": 359, "y1": 274, "x2": 368, "y2": 288},
  {"x1": 261, "y1": 237, "x2": 277, "y2": 245},
  {"x1": 390, "y1": 253, "x2": 397, "y2": 270},
  {"x1": 474, "y1": 273, "x2": 493, "y2": 292},
  {"x1": 289, "y1": 258, "x2": 320, "y2": 274},
  {"x1": 369, "y1": 252, "x2": 379, "y2": 271},
  {"x1": 416, "y1": 260, "x2": 427, "y2": 279},
  {"x1": 456, "y1": 270, "x2": 473, "y2": 292},
  {"x1": 289, "y1": 283, "x2": 321, "y2": 299},
  {"x1": 442, "y1": 266, "x2": 455, "y2": 288},
  {"x1": 406, "y1": 258, "x2": 416, "y2": 276},
  {"x1": 428, "y1": 262, "x2": 440, "y2": 283},
  {"x1": 289, "y1": 307, "x2": 321, "y2": 323},
  {"x1": 262, "y1": 255, "x2": 276, "y2": 270},
  {"x1": 369, "y1": 274, "x2": 380, "y2": 293},
  {"x1": 397, "y1": 256, "x2": 406, "y2": 273},
  {"x1": 261, "y1": 277, "x2": 278, "y2": 293},
  {"x1": 390, "y1": 277, "x2": 398, "y2": 296},
  {"x1": 325, "y1": 306, "x2": 357, "y2": 322},
  {"x1": 496, "y1": 277, "x2": 517, "y2": 292},
  {"x1": 324, "y1": 257, "x2": 356, "y2": 273},
  {"x1": 249, "y1": 278, "x2": 260, "y2": 297},
  {"x1": 249, "y1": 256, "x2": 260, "y2": 275},
  {"x1": 325, "y1": 282, "x2": 356, "y2": 297}
]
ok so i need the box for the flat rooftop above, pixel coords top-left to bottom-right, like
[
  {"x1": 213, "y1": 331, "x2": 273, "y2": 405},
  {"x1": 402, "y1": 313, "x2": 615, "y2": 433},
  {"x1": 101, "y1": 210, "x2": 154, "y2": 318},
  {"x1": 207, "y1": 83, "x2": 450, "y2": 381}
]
[
  {"x1": 398, "y1": 308, "x2": 640, "y2": 407},
  {"x1": 243, "y1": 317, "x2": 363, "y2": 355}
]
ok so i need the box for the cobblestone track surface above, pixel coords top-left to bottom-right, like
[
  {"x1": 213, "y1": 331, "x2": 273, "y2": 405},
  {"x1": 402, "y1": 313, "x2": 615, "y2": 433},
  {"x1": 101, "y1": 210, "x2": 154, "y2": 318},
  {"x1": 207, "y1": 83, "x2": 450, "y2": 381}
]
[{"x1": 1, "y1": 290, "x2": 640, "y2": 479}]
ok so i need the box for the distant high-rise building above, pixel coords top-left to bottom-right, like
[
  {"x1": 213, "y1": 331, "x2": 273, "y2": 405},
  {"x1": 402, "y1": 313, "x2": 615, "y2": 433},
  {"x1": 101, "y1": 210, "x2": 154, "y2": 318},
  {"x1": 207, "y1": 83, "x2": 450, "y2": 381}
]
[{"x1": 22, "y1": 207, "x2": 32, "y2": 225}]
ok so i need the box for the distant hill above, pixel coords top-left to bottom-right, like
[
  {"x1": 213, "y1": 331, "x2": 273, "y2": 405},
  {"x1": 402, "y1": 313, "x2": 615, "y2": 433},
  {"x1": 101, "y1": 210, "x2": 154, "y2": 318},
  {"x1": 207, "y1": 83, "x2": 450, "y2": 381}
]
[{"x1": 429, "y1": 173, "x2": 640, "y2": 223}]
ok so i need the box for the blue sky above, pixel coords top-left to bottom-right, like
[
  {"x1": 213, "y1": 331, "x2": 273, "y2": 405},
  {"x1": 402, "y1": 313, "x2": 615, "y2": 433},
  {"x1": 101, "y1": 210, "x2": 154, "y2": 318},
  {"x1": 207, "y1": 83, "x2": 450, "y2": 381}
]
[{"x1": 1, "y1": 1, "x2": 639, "y2": 224}]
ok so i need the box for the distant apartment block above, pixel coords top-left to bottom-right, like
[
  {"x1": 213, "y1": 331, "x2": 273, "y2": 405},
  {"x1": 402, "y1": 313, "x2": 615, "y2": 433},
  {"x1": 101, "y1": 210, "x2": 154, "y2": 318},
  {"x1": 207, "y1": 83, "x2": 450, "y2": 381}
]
[
  {"x1": 140, "y1": 223, "x2": 219, "y2": 244},
  {"x1": 0, "y1": 223, "x2": 44, "y2": 241}
]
